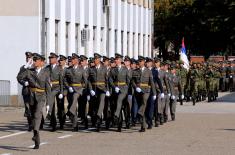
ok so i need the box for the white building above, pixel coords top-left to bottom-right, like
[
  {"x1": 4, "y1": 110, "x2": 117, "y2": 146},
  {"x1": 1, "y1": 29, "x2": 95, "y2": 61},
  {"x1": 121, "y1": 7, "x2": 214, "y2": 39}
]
[{"x1": 0, "y1": 0, "x2": 154, "y2": 99}]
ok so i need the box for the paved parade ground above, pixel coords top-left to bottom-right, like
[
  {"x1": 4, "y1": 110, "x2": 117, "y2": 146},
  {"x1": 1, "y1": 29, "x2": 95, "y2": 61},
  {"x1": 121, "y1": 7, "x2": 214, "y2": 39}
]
[{"x1": 0, "y1": 92, "x2": 235, "y2": 155}]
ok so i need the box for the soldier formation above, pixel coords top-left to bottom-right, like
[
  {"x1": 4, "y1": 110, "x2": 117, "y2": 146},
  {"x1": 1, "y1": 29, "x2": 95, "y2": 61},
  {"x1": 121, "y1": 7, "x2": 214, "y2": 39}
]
[{"x1": 17, "y1": 52, "x2": 235, "y2": 149}]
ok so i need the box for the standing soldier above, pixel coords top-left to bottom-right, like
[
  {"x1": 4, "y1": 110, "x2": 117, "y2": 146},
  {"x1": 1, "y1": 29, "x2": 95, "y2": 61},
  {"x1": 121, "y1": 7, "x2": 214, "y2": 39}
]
[
  {"x1": 45, "y1": 53, "x2": 64, "y2": 131},
  {"x1": 219, "y1": 61, "x2": 228, "y2": 92},
  {"x1": 88, "y1": 53, "x2": 110, "y2": 132},
  {"x1": 169, "y1": 65, "x2": 182, "y2": 120},
  {"x1": 109, "y1": 53, "x2": 130, "y2": 132},
  {"x1": 132, "y1": 56, "x2": 156, "y2": 132},
  {"x1": 17, "y1": 51, "x2": 34, "y2": 131},
  {"x1": 64, "y1": 53, "x2": 88, "y2": 131},
  {"x1": 20, "y1": 53, "x2": 50, "y2": 149}
]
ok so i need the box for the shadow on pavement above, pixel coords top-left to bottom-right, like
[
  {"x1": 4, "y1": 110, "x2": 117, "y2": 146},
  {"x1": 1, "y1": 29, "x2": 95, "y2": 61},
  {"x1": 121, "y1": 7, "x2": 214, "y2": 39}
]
[
  {"x1": 214, "y1": 92, "x2": 235, "y2": 103},
  {"x1": 0, "y1": 121, "x2": 28, "y2": 132},
  {"x1": 0, "y1": 145, "x2": 29, "y2": 152}
]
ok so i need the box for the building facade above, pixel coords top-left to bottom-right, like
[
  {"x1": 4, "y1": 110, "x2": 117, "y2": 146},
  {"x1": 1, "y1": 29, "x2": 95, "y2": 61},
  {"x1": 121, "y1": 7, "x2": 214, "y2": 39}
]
[{"x1": 0, "y1": 0, "x2": 153, "y2": 96}]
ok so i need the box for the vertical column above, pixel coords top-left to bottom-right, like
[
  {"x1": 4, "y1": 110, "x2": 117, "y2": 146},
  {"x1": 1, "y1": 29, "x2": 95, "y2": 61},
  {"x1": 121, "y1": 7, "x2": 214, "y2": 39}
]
[
  {"x1": 95, "y1": 0, "x2": 101, "y2": 55},
  {"x1": 123, "y1": 0, "x2": 128, "y2": 56},
  {"x1": 86, "y1": 0, "x2": 94, "y2": 57},
  {"x1": 133, "y1": 3, "x2": 139, "y2": 59},
  {"x1": 148, "y1": 9, "x2": 152, "y2": 57},
  {"x1": 47, "y1": 0, "x2": 55, "y2": 54},
  {"x1": 139, "y1": 5, "x2": 144, "y2": 56},
  {"x1": 78, "y1": 0, "x2": 85, "y2": 55},
  {"x1": 144, "y1": 7, "x2": 148, "y2": 57},
  {"x1": 116, "y1": 0, "x2": 121, "y2": 54},
  {"x1": 59, "y1": 0, "x2": 66, "y2": 56},
  {"x1": 128, "y1": 2, "x2": 133, "y2": 58},
  {"x1": 108, "y1": 0, "x2": 115, "y2": 57},
  {"x1": 68, "y1": 0, "x2": 76, "y2": 55}
]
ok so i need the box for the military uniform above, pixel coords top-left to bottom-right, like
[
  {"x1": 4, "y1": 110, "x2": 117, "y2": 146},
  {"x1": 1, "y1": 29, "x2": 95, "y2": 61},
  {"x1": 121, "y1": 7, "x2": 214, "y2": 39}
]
[
  {"x1": 16, "y1": 52, "x2": 34, "y2": 131},
  {"x1": 20, "y1": 53, "x2": 50, "y2": 149},
  {"x1": 88, "y1": 53, "x2": 110, "y2": 131},
  {"x1": 132, "y1": 56, "x2": 156, "y2": 132},
  {"x1": 64, "y1": 53, "x2": 88, "y2": 131},
  {"x1": 45, "y1": 53, "x2": 65, "y2": 131},
  {"x1": 169, "y1": 66, "x2": 182, "y2": 120},
  {"x1": 109, "y1": 53, "x2": 131, "y2": 131}
]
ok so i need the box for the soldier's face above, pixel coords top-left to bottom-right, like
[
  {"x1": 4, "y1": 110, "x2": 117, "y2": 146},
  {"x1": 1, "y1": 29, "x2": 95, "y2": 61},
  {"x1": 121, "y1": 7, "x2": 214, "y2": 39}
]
[
  {"x1": 103, "y1": 60, "x2": 109, "y2": 67},
  {"x1": 111, "y1": 62, "x2": 116, "y2": 67},
  {"x1": 171, "y1": 69, "x2": 176, "y2": 74},
  {"x1": 72, "y1": 58, "x2": 79, "y2": 65},
  {"x1": 94, "y1": 58, "x2": 100, "y2": 65},
  {"x1": 81, "y1": 60, "x2": 88, "y2": 66},
  {"x1": 124, "y1": 60, "x2": 131, "y2": 67},
  {"x1": 139, "y1": 60, "x2": 145, "y2": 67},
  {"x1": 155, "y1": 62, "x2": 160, "y2": 68},
  {"x1": 49, "y1": 57, "x2": 57, "y2": 64},
  {"x1": 115, "y1": 58, "x2": 122, "y2": 65},
  {"x1": 33, "y1": 59, "x2": 41, "y2": 67},
  {"x1": 59, "y1": 60, "x2": 66, "y2": 66},
  {"x1": 131, "y1": 63, "x2": 137, "y2": 69},
  {"x1": 147, "y1": 62, "x2": 153, "y2": 68}
]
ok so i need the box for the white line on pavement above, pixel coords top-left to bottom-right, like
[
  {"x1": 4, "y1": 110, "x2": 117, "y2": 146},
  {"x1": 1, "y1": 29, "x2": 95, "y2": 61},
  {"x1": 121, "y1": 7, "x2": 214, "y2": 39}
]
[
  {"x1": 58, "y1": 135, "x2": 72, "y2": 139},
  {"x1": 28, "y1": 142, "x2": 48, "y2": 148},
  {"x1": 0, "y1": 153, "x2": 12, "y2": 155},
  {"x1": 0, "y1": 131, "x2": 27, "y2": 140}
]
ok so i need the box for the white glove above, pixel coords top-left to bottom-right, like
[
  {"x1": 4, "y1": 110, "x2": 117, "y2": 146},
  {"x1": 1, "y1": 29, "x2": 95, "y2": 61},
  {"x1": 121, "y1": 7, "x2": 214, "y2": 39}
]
[
  {"x1": 168, "y1": 93, "x2": 171, "y2": 97},
  {"x1": 90, "y1": 90, "x2": 96, "y2": 96},
  {"x1": 87, "y1": 95, "x2": 90, "y2": 101},
  {"x1": 230, "y1": 75, "x2": 233, "y2": 78},
  {"x1": 160, "y1": 93, "x2": 165, "y2": 99},
  {"x1": 24, "y1": 81, "x2": 29, "y2": 86},
  {"x1": 153, "y1": 95, "x2": 157, "y2": 100},
  {"x1": 136, "y1": 87, "x2": 142, "y2": 93},
  {"x1": 58, "y1": 94, "x2": 63, "y2": 99},
  {"x1": 128, "y1": 95, "x2": 132, "y2": 103},
  {"x1": 106, "y1": 91, "x2": 110, "y2": 97},
  {"x1": 115, "y1": 87, "x2": 120, "y2": 93},
  {"x1": 24, "y1": 59, "x2": 33, "y2": 68},
  {"x1": 181, "y1": 94, "x2": 184, "y2": 99},
  {"x1": 68, "y1": 87, "x2": 74, "y2": 93},
  {"x1": 171, "y1": 95, "x2": 175, "y2": 100},
  {"x1": 46, "y1": 105, "x2": 49, "y2": 114}
]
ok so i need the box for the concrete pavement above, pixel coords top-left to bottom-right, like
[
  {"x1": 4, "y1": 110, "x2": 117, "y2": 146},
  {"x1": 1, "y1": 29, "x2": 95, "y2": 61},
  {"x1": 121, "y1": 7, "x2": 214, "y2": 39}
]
[{"x1": 0, "y1": 92, "x2": 235, "y2": 155}]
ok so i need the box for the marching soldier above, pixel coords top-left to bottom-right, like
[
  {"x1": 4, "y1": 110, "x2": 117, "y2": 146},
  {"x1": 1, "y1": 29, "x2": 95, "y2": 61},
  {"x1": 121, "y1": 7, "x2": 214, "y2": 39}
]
[
  {"x1": 45, "y1": 53, "x2": 64, "y2": 131},
  {"x1": 19, "y1": 53, "x2": 50, "y2": 149},
  {"x1": 163, "y1": 61, "x2": 173, "y2": 122},
  {"x1": 177, "y1": 60, "x2": 187, "y2": 105},
  {"x1": 169, "y1": 65, "x2": 182, "y2": 120},
  {"x1": 152, "y1": 57, "x2": 164, "y2": 127},
  {"x1": 79, "y1": 55, "x2": 89, "y2": 129},
  {"x1": 109, "y1": 53, "x2": 131, "y2": 132},
  {"x1": 132, "y1": 56, "x2": 156, "y2": 132},
  {"x1": 88, "y1": 53, "x2": 110, "y2": 132},
  {"x1": 64, "y1": 53, "x2": 88, "y2": 131},
  {"x1": 219, "y1": 61, "x2": 228, "y2": 92},
  {"x1": 17, "y1": 51, "x2": 34, "y2": 131}
]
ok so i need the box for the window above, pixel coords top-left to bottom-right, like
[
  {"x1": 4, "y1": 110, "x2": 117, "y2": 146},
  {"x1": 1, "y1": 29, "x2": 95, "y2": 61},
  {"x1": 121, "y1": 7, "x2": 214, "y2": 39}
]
[
  {"x1": 127, "y1": 32, "x2": 130, "y2": 54},
  {"x1": 121, "y1": 31, "x2": 124, "y2": 55},
  {"x1": 75, "y1": 23, "x2": 79, "y2": 53},
  {"x1": 44, "y1": 18, "x2": 48, "y2": 58},
  {"x1": 66, "y1": 22, "x2": 70, "y2": 56},
  {"x1": 55, "y1": 20, "x2": 59, "y2": 54}
]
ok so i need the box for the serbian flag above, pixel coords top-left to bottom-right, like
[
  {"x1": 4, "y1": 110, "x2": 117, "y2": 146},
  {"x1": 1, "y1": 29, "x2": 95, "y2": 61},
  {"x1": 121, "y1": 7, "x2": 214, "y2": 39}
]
[{"x1": 180, "y1": 38, "x2": 190, "y2": 70}]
